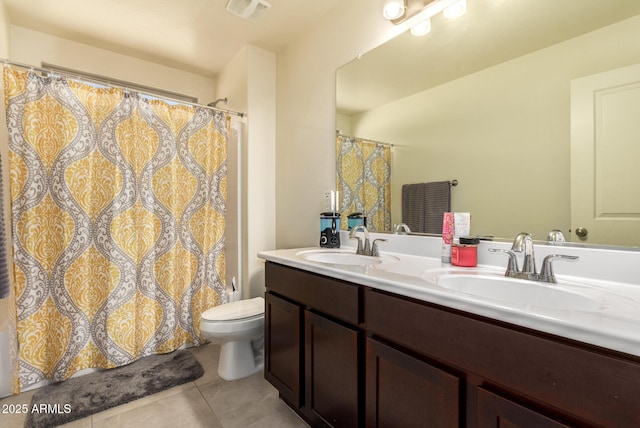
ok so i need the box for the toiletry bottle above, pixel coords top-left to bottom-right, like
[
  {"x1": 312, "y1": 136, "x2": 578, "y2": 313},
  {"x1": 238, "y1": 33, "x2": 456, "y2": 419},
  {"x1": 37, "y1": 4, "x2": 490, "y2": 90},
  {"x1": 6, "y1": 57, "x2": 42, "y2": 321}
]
[
  {"x1": 451, "y1": 237, "x2": 479, "y2": 267},
  {"x1": 441, "y1": 212, "x2": 454, "y2": 263}
]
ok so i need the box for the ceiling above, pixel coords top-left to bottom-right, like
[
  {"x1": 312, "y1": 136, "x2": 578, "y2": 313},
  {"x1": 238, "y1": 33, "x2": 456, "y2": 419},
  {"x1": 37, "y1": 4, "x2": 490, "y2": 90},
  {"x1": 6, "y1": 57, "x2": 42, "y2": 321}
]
[{"x1": 3, "y1": 0, "x2": 341, "y2": 76}]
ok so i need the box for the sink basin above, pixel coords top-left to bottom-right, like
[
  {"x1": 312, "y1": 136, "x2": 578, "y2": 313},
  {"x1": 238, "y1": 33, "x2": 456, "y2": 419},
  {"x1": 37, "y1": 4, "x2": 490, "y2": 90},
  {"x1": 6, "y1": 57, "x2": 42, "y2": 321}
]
[
  {"x1": 297, "y1": 249, "x2": 398, "y2": 267},
  {"x1": 430, "y1": 273, "x2": 602, "y2": 311}
]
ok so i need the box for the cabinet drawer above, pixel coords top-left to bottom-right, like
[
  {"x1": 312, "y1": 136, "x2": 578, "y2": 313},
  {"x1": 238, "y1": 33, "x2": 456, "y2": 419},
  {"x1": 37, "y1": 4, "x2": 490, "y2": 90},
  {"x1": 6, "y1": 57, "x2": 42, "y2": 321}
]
[
  {"x1": 365, "y1": 288, "x2": 640, "y2": 427},
  {"x1": 265, "y1": 262, "x2": 360, "y2": 325}
]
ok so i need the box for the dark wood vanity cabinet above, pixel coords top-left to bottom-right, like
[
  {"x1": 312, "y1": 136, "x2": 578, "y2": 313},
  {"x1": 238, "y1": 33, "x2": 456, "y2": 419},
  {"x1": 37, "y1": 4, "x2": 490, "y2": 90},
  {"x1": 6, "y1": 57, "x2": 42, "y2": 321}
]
[
  {"x1": 366, "y1": 288, "x2": 640, "y2": 428},
  {"x1": 265, "y1": 262, "x2": 640, "y2": 428},
  {"x1": 264, "y1": 262, "x2": 361, "y2": 427}
]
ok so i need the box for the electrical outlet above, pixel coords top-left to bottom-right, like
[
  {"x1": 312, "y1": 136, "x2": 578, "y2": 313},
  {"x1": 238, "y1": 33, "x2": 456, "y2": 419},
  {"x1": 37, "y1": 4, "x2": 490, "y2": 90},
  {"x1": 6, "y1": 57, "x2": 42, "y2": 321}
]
[{"x1": 323, "y1": 190, "x2": 334, "y2": 212}]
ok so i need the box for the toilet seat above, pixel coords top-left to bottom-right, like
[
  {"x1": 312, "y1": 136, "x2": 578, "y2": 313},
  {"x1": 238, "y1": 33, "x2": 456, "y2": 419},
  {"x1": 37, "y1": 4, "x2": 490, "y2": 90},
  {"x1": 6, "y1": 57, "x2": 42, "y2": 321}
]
[{"x1": 202, "y1": 296, "x2": 264, "y2": 321}]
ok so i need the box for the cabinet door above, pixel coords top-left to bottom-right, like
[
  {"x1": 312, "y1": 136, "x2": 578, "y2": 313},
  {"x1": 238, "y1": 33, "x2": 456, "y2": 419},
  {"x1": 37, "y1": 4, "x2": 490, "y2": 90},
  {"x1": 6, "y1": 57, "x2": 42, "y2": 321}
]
[
  {"x1": 265, "y1": 292, "x2": 303, "y2": 408},
  {"x1": 304, "y1": 310, "x2": 359, "y2": 428},
  {"x1": 366, "y1": 337, "x2": 461, "y2": 428},
  {"x1": 477, "y1": 388, "x2": 571, "y2": 428}
]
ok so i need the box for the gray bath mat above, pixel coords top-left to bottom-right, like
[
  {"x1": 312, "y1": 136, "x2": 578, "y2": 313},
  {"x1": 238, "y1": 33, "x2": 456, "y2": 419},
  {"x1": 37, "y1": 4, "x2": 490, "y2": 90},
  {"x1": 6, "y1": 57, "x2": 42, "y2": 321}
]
[{"x1": 25, "y1": 349, "x2": 204, "y2": 428}]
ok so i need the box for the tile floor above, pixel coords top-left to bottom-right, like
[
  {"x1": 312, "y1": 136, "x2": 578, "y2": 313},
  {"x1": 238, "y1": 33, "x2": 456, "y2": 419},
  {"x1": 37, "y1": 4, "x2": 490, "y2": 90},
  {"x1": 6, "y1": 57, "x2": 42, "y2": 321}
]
[{"x1": 0, "y1": 343, "x2": 309, "y2": 428}]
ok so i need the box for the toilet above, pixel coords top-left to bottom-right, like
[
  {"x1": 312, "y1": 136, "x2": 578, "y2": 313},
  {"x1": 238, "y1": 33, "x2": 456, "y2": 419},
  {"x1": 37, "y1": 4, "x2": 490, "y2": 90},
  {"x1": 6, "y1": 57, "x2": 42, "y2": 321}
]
[{"x1": 200, "y1": 296, "x2": 265, "y2": 381}]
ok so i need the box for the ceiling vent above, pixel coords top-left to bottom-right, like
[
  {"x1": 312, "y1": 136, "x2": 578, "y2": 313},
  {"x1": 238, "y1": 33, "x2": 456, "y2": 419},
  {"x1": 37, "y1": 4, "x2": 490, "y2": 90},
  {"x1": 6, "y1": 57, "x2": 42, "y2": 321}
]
[{"x1": 226, "y1": 0, "x2": 272, "y2": 22}]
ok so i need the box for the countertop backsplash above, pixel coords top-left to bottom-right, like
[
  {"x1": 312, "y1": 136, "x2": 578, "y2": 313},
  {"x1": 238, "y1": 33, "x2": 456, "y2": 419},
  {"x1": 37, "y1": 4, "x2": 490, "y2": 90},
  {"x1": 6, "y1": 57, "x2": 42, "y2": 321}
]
[{"x1": 339, "y1": 231, "x2": 640, "y2": 285}]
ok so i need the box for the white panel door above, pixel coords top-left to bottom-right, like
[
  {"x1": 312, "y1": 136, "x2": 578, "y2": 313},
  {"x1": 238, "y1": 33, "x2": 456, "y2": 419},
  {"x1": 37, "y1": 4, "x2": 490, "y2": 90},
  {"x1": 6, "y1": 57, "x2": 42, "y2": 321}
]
[{"x1": 571, "y1": 64, "x2": 640, "y2": 246}]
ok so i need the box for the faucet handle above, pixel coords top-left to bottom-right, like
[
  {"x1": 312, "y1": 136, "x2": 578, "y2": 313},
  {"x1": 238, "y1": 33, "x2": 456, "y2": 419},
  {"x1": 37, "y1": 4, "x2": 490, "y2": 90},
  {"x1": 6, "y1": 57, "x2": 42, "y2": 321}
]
[
  {"x1": 371, "y1": 239, "x2": 387, "y2": 256},
  {"x1": 488, "y1": 248, "x2": 520, "y2": 277},
  {"x1": 539, "y1": 254, "x2": 579, "y2": 283}
]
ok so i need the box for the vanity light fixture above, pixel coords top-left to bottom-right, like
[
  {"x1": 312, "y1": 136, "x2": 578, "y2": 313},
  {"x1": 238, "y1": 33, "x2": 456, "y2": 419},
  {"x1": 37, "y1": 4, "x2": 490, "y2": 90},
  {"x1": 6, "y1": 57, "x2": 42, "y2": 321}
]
[
  {"x1": 443, "y1": 0, "x2": 467, "y2": 19},
  {"x1": 410, "y1": 18, "x2": 432, "y2": 36},
  {"x1": 384, "y1": 0, "x2": 467, "y2": 36},
  {"x1": 382, "y1": 0, "x2": 406, "y2": 20}
]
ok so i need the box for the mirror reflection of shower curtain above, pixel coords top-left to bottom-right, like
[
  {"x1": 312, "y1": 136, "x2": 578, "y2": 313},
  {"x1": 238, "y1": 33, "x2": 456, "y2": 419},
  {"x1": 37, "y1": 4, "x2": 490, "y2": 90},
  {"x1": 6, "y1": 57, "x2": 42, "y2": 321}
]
[{"x1": 336, "y1": 135, "x2": 391, "y2": 232}]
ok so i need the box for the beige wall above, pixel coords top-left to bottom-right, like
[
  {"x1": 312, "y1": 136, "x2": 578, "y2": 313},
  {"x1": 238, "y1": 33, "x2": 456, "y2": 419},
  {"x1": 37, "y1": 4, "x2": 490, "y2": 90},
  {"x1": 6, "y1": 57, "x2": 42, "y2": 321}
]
[
  {"x1": 215, "y1": 47, "x2": 248, "y2": 301},
  {"x1": 216, "y1": 45, "x2": 276, "y2": 299},
  {"x1": 216, "y1": 45, "x2": 276, "y2": 298},
  {"x1": 349, "y1": 15, "x2": 640, "y2": 240},
  {"x1": 0, "y1": 0, "x2": 8, "y2": 57},
  {"x1": 275, "y1": 0, "x2": 406, "y2": 249},
  {"x1": 246, "y1": 46, "x2": 276, "y2": 298},
  {"x1": 10, "y1": 26, "x2": 216, "y2": 102},
  {"x1": 216, "y1": 47, "x2": 248, "y2": 114},
  {"x1": 335, "y1": 113, "x2": 352, "y2": 136}
]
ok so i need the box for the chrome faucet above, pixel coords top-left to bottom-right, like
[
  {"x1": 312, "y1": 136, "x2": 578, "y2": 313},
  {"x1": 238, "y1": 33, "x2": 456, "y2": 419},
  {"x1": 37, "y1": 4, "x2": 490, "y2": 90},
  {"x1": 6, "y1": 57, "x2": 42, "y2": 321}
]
[
  {"x1": 489, "y1": 232, "x2": 578, "y2": 283},
  {"x1": 546, "y1": 229, "x2": 566, "y2": 245},
  {"x1": 350, "y1": 224, "x2": 370, "y2": 255},
  {"x1": 511, "y1": 232, "x2": 537, "y2": 277},
  {"x1": 393, "y1": 223, "x2": 412, "y2": 234},
  {"x1": 349, "y1": 225, "x2": 386, "y2": 256}
]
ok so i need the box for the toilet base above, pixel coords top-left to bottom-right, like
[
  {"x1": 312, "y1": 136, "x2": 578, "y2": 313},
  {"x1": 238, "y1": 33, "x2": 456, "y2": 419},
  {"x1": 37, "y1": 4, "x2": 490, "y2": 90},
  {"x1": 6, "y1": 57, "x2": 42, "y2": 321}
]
[{"x1": 218, "y1": 340, "x2": 264, "y2": 381}]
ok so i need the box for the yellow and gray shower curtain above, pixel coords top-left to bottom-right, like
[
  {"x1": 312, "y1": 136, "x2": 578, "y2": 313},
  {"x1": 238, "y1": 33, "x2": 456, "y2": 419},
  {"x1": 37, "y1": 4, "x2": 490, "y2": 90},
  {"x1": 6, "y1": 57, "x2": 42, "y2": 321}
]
[
  {"x1": 336, "y1": 135, "x2": 391, "y2": 232},
  {"x1": 3, "y1": 66, "x2": 227, "y2": 392}
]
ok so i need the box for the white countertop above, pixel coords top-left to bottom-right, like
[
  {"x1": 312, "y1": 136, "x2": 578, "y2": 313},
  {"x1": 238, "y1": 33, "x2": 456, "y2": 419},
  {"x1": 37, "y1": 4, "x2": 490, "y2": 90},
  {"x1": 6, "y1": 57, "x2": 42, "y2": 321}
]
[{"x1": 258, "y1": 234, "x2": 640, "y2": 358}]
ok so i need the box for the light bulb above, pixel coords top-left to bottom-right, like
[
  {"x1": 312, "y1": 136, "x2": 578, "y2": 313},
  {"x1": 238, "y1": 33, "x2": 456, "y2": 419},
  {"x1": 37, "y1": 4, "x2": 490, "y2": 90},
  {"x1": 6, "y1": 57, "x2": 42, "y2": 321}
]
[
  {"x1": 443, "y1": 0, "x2": 467, "y2": 19},
  {"x1": 410, "y1": 18, "x2": 431, "y2": 36},
  {"x1": 383, "y1": 0, "x2": 405, "y2": 20}
]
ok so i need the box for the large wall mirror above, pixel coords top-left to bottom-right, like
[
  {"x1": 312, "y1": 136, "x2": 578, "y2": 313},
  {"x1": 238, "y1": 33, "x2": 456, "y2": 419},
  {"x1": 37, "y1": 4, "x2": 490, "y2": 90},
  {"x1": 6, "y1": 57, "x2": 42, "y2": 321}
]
[{"x1": 336, "y1": 0, "x2": 640, "y2": 247}]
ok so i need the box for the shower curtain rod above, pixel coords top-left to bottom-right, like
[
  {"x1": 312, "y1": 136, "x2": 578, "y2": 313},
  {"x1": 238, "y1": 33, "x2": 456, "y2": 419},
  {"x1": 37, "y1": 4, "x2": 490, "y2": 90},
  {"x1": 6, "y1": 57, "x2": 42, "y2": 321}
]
[
  {"x1": 1, "y1": 58, "x2": 246, "y2": 118},
  {"x1": 336, "y1": 130, "x2": 394, "y2": 147}
]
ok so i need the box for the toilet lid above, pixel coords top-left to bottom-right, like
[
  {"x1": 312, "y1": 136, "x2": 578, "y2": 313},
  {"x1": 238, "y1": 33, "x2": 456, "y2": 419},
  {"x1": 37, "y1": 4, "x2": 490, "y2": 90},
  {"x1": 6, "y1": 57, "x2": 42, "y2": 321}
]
[{"x1": 202, "y1": 297, "x2": 265, "y2": 321}]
